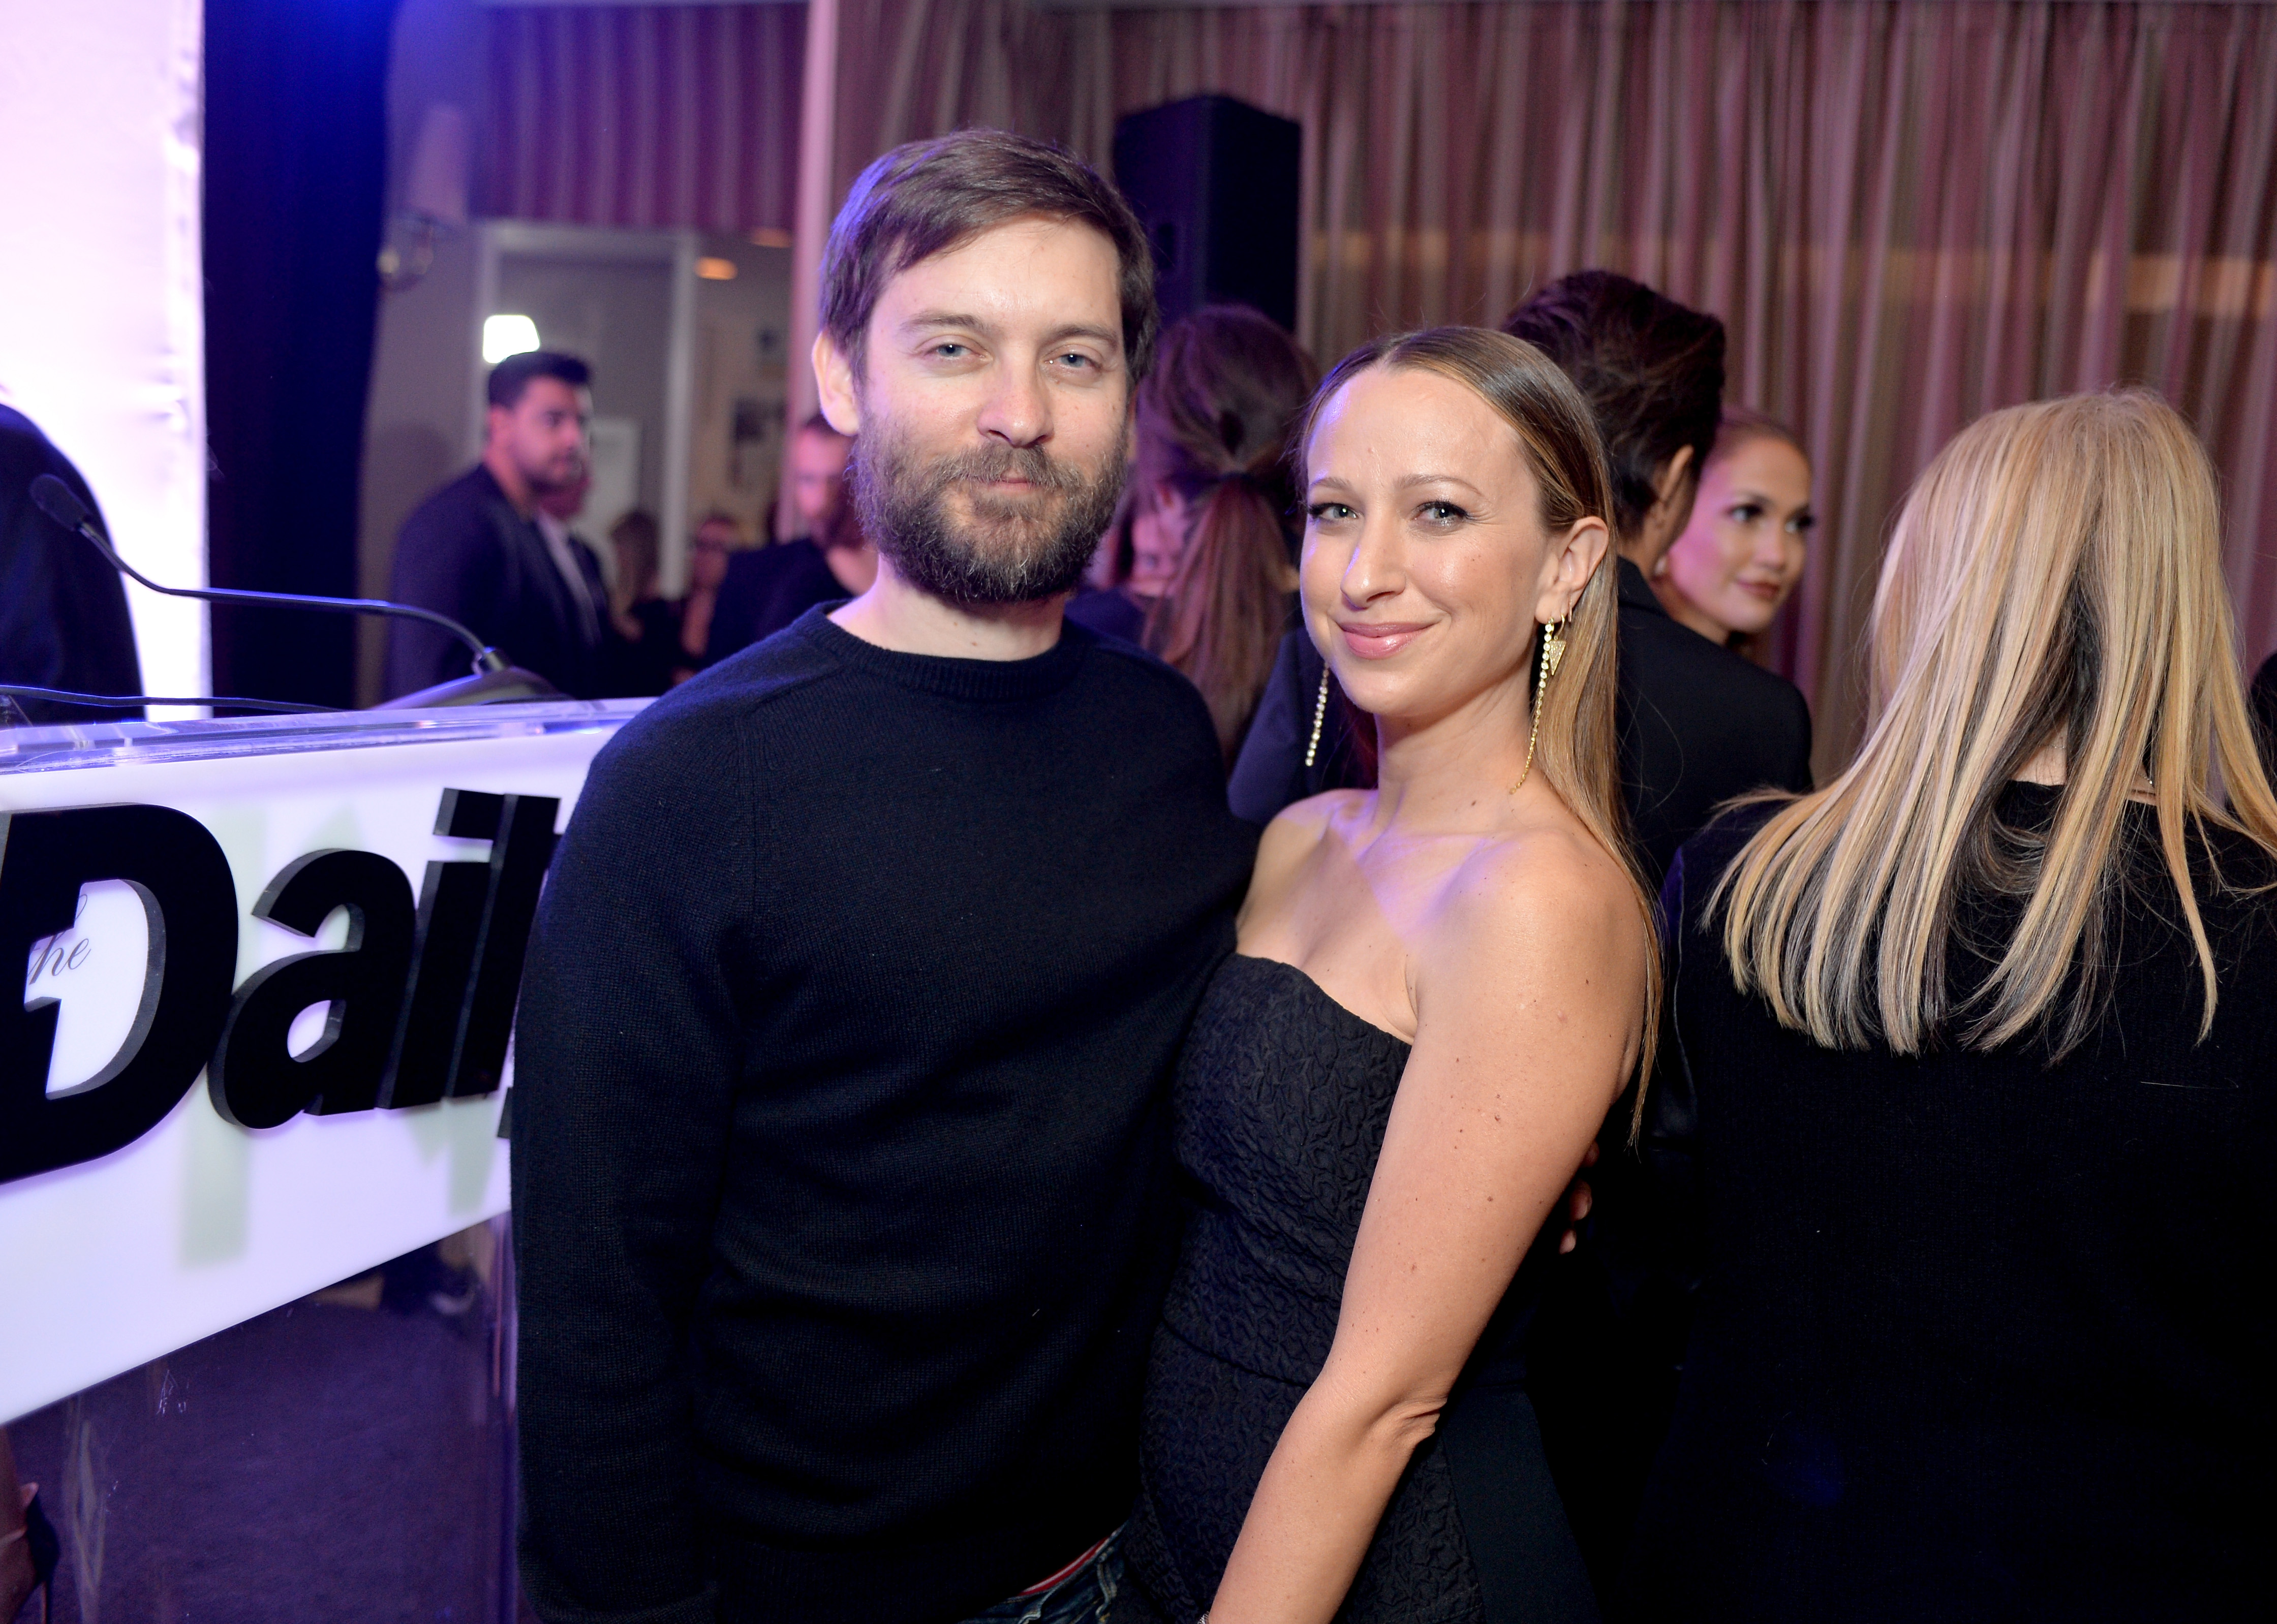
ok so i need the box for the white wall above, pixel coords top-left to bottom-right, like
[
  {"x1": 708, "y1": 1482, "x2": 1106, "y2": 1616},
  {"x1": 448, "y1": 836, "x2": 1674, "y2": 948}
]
[
  {"x1": 359, "y1": 0, "x2": 489, "y2": 705},
  {"x1": 0, "y1": 0, "x2": 209, "y2": 700}
]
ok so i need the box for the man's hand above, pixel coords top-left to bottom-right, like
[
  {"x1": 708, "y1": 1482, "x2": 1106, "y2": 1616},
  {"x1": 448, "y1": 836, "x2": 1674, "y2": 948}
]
[{"x1": 1555, "y1": 1140, "x2": 1599, "y2": 1254}]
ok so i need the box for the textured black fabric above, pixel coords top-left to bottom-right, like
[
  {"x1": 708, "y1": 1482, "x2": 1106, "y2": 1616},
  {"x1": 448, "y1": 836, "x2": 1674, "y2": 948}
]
[
  {"x1": 1603, "y1": 560, "x2": 1813, "y2": 882},
  {"x1": 1228, "y1": 561, "x2": 1812, "y2": 884},
  {"x1": 0, "y1": 406, "x2": 142, "y2": 723},
  {"x1": 705, "y1": 540, "x2": 847, "y2": 665},
  {"x1": 600, "y1": 597, "x2": 685, "y2": 698},
  {"x1": 1625, "y1": 786, "x2": 2277, "y2": 1621},
  {"x1": 511, "y1": 608, "x2": 1255, "y2": 1624},
  {"x1": 1122, "y1": 955, "x2": 1591, "y2": 1624},
  {"x1": 384, "y1": 465, "x2": 609, "y2": 698}
]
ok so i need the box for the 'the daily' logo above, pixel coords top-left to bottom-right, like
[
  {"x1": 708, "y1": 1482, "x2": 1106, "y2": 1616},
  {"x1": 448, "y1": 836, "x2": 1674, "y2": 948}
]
[{"x1": 1, "y1": 789, "x2": 556, "y2": 1186}]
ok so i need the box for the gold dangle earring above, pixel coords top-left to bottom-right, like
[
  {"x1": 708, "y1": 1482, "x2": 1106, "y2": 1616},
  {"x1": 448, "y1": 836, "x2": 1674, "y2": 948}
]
[
  {"x1": 1303, "y1": 668, "x2": 1333, "y2": 769},
  {"x1": 1510, "y1": 618, "x2": 1565, "y2": 794}
]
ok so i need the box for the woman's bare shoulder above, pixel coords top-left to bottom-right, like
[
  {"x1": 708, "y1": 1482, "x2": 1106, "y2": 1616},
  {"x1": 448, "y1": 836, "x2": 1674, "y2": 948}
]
[
  {"x1": 1256, "y1": 790, "x2": 1362, "y2": 867},
  {"x1": 1428, "y1": 817, "x2": 1645, "y2": 986},
  {"x1": 1241, "y1": 791, "x2": 1363, "y2": 924}
]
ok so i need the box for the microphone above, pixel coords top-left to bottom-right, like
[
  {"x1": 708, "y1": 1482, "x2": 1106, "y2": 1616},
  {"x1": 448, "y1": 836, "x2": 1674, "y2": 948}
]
[{"x1": 28, "y1": 474, "x2": 563, "y2": 708}]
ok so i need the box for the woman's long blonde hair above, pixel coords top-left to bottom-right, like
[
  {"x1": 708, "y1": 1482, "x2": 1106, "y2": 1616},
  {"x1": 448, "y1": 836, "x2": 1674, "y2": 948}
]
[
  {"x1": 1300, "y1": 328, "x2": 1660, "y2": 1086},
  {"x1": 1716, "y1": 391, "x2": 2277, "y2": 1055}
]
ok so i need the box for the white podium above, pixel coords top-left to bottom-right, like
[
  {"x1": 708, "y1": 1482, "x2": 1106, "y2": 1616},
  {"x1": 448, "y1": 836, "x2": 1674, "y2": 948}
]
[{"x1": 0, "y1": 701, "x2": 645, "y2": 1423}]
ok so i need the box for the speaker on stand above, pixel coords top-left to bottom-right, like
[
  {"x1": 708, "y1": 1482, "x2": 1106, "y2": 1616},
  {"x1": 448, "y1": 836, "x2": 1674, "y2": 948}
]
[{"x1": 1112, "y1": 95, "x2": 1302, "y2": 334}]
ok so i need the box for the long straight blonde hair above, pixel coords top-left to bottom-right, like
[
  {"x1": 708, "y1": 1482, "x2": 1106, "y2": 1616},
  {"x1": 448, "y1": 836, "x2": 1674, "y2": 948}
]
[
  {"x1": 1716, "y1": 391, "x2": 2277, "y2": 1055},
  {"x1": 1300, "y1": 328, "x2": 1660, "y2": 1082}
]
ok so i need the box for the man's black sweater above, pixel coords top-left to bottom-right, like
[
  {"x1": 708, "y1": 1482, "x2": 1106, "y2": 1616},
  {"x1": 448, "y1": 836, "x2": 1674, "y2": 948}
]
[{"x1": 512, "y1": 607, "x2": 1256, "y2": 1624}]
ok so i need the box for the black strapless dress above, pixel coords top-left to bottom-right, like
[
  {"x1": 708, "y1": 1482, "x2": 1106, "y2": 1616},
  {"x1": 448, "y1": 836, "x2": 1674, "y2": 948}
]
[{"x1": 1121, "y1": 955, "x2": 1598, "y2": 1624}]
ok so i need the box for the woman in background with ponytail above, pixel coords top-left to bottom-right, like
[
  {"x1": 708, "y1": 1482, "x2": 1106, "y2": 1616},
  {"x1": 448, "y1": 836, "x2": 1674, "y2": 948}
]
[
  {"x1": 1137, "y1": 308, "x2": 1317, "y2": 764},
  {"x1": 1069, "y1": 306, "x2": 1317, "y2": 763}
]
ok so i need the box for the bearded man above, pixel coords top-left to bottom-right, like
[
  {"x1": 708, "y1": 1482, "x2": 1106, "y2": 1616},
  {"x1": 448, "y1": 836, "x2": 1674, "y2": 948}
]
[
  {"x1": 385, "y1": 350, "x2": 609, "y2": 698},
  {"x1": 510, "y1": 132, "x2": 1255, "y2": 1624}
]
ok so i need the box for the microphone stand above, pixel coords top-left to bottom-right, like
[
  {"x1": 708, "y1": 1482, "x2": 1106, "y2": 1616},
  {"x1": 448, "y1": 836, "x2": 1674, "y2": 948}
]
[{"x1": 28, "y1": 474, "x2": 563, "y2": 709}]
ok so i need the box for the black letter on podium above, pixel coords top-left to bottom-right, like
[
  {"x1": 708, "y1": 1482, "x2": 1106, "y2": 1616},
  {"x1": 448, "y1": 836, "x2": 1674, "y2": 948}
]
[
  {"x1": 208, "y1": 850, "x2": 416, "y2": 1129},
  {"x1": 0, "y1": 805, "x2": 237, "y2": 1184},
  {"x1": 382, "y1": 789, "x2": 558, "y2": 1108}
]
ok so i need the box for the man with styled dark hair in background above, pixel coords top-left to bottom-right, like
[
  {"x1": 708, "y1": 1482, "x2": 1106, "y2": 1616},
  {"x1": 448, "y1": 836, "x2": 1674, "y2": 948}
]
[
  {"x1": 1500, "y1": 269, "x2": 1811, "y2": 881},
  {"x1": 511, "y1": 130, "x2": 1253, "y2": 1624},
  {"x1": 385, "y1": 350, "x2": 610, "y2": 699}
]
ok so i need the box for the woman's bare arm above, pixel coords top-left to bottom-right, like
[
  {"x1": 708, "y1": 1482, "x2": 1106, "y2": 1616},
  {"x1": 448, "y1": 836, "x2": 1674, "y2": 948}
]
[{"x1": 1204, "y1": 830, "x2": 1645, "y2": 1624}]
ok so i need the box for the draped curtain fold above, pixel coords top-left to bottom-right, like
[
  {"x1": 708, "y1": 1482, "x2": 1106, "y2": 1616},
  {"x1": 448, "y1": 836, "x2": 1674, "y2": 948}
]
[
  {"x1": 816, "y1": 0, "x2": 2277, "y2": 769},
  {"x1": 486, "y1": 2, "x2": 2277, "y2": 765},
  {"x1": 486, "y1": 3, "x2": 804, "y2": 232}
]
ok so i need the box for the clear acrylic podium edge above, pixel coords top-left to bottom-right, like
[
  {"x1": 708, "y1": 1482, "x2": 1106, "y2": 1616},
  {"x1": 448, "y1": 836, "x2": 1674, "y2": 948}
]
[{"x1": 0, "y1": 698, "x2": 652, "y2": 775}]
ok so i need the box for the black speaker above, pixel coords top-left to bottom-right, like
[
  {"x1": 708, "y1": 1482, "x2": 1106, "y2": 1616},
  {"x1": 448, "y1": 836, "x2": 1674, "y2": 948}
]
[{"x1": 1113, "y1": 95, "x2": 1302, "y2": 334}]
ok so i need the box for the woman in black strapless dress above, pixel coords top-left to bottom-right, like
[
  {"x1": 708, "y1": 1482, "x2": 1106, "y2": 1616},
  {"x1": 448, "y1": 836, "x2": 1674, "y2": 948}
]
[{"x1": 1120, "y1": 330, "x2": 1659, "y2": 1624}]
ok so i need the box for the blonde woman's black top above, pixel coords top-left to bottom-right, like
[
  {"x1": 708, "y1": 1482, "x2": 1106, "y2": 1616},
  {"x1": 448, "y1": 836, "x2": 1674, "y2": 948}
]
[{"x1": 1627, "y1": 783, "x2": 2277, "y2": 1621}]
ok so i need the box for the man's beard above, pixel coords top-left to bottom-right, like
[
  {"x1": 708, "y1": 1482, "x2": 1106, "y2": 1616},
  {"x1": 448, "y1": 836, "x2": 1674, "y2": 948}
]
[
  {"x1": 849, "y1": 415, "x2": 1126, "y2": 606},
  {"x1": 520, "y1": 450, "x2": 587, "y2": 502}
]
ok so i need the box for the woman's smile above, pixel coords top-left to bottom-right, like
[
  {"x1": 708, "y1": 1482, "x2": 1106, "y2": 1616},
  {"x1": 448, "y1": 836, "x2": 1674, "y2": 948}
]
[{"x1": 1336, "y1": 618, "x2": 1433, "y2": 659}]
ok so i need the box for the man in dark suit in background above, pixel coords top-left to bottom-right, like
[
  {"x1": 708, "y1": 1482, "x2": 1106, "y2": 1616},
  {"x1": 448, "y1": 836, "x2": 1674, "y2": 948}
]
[
  {"x1": 705, "y1": 413, "x2": 879, "y2": 664},
  {"x1": 0, "y1": 401, "x2": 143, "y2": 723},
  {"x1": 385, "y1": 352, "x2": 609, "y2": 699}
]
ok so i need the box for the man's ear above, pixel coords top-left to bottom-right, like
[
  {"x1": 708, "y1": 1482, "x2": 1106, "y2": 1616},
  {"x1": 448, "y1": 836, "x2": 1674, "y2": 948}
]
[
  {"x1": 1539, "y1": 515, "x2": 1611, "y2": 624},
  {"x1": 813, "y1": 330, "x2": 863, "y2": 436},
  {"x1": 1653, "y1": 443, "x2": 1697, "y2": 508},
  {"x1": 1623, "y1": 443, "x2": 1700, "y2": 570},
  {"x1": 483, "y1": 401, "x2": 511, "y2": 447}
]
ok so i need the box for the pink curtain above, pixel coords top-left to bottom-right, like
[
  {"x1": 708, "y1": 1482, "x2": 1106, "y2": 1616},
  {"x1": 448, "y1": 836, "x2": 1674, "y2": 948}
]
[
  {"x1": 819, "y1": 0, "x2": 2277, "y2": 770},
  {"x1": 485, "y1": 3, "x2": 803, "y2": 234},
  {"x1": 484, "y1": 1, "x2": 2277, "y2": 766}
]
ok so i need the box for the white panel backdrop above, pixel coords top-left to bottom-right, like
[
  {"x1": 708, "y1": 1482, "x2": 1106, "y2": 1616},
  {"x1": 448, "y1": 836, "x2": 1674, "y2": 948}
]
[{"x1": 0, "y1": 0, "x2": 209, "y2": 701}]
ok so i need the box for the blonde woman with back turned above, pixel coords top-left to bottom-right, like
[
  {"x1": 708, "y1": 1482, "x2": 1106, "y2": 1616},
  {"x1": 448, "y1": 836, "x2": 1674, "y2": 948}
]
[{"x1": 1627, "y1": 392, "x2": 2277, "y2": 1620}]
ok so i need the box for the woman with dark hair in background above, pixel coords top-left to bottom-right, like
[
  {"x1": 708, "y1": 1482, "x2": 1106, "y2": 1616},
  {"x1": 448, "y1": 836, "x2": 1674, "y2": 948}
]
[
  {"x1": 1633, "y1": 392, "x2": 2277, "y2": 1619},
  {"x1": 601, "y1": 509, "x2": 677, "y2": 696},
  {"x1": 1651, "y1": 408, "x2": 1814, "y2": 653},
  {"x1": 1140, "y1": 306, "x2": 1318, "y2": 762},
  {"x1": 1122, "y1": 327, "x2": 1653, "y2": 1624},
  {"x1": 1067, "y1": 306, "x2": 1317, "y2": 761}
]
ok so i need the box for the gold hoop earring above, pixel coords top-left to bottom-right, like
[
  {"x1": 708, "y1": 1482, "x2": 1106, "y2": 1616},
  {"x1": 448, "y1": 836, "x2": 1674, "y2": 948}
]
[
  {"x1": 1303, "y1": 667, "x2": 1332, "y2": 769},
  {"x1": 1510, "y1": 618, "x2": 1565, "y2": 794}
]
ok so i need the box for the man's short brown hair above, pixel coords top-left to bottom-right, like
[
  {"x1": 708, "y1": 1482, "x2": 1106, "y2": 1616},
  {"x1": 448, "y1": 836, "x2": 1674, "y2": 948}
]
[{"x1": 820, "y1": 129, "x2": 1158, "y2": 385}]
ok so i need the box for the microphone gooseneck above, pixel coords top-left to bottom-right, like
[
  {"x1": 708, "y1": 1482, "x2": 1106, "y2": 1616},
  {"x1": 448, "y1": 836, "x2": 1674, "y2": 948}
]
[{"x1": 28, "y1": 473, "x2": 511, "y2": 679}]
